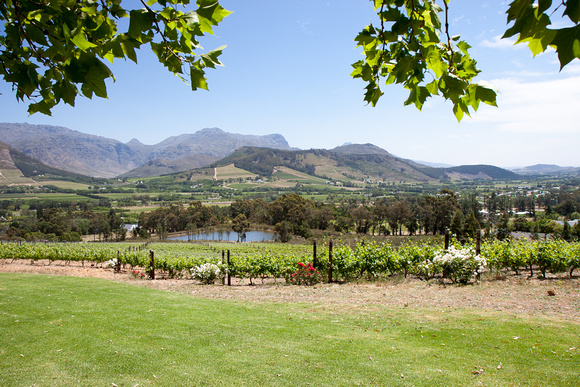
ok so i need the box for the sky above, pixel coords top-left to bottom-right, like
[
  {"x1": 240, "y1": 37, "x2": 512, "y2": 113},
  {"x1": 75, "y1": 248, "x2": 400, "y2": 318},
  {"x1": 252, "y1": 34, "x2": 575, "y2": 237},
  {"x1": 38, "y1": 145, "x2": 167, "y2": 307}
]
[{"x1": 1, "y1": 0, "x2": 579, "y2": 168}]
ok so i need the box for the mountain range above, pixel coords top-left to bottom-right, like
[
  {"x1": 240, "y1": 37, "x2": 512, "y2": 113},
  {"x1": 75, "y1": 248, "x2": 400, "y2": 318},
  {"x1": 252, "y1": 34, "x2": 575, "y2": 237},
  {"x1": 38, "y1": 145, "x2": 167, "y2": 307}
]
[
  {"x1": 0, "y1": 123, "x2": 293, "y2": 178},
  {"x1": 0, "y1": 122, "x2": 575, "y2": 182}
]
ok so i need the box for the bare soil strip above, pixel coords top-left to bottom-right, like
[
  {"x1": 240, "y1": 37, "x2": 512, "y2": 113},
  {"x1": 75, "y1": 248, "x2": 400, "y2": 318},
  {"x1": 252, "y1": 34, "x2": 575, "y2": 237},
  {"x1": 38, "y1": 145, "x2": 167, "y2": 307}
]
[{"x1": 1, "y1": 259, "x2": 579, "y2": 321}]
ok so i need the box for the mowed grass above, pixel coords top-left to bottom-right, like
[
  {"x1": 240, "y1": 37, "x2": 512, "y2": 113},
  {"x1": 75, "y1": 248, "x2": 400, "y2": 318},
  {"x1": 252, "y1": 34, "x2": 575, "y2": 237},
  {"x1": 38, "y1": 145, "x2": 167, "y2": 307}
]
[{"x1": 1, "y1": 274, "x2": 579, "y2": 386}]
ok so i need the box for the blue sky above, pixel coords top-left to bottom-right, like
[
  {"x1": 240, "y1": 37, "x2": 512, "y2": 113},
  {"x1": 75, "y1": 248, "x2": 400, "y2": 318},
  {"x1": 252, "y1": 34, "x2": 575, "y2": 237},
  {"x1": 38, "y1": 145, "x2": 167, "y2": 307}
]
[{"x1": 1, "y1": 0, "x2": 579, "y2": 168}]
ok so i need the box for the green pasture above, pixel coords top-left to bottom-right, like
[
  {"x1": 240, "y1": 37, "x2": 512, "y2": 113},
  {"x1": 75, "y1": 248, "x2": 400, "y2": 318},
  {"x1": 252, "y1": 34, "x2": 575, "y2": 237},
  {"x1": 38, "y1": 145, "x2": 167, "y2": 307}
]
[{"x1": 1, "y1": 273, "x2": 579, "y2": 386}]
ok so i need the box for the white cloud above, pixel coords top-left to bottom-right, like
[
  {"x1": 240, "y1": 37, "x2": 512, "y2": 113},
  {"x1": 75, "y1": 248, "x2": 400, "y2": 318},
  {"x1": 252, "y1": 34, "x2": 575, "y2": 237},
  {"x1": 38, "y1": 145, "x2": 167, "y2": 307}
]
[
  {"x1": 469, "y1": 74, "x2": 580, "y2": 135},
  {"x1": 563, "y1": 62, "x2": 580, "y2": 74},
  {"x1": 480, "y1": 34, "x2": 524, "y2": 50},
  {"x1": 297, "y1": 19, "x2": 313, "y2": 36}
]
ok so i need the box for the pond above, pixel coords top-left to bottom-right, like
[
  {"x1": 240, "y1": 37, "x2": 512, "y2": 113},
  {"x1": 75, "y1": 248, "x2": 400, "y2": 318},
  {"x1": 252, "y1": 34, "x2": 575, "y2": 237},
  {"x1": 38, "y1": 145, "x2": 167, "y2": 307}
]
[{"x1": 167, "y1": 230, "x2": 277, "y2": 242}]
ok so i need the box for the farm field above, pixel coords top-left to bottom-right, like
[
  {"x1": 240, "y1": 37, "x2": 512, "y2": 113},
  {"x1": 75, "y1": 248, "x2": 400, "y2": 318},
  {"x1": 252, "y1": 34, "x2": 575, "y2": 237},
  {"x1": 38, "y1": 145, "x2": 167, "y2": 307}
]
[
  {"x1": 0, "y1": 170, "x2": 37, "y2": 186},
  {"x1": 215, "y1": 164, "x2": 258, "y2": 180},
  {"x1": 0, "y1": 272, "x2": 579, "y2": 386},
  {"x1": 36, "y1": 180, "x2": 92, "y2": 190}
]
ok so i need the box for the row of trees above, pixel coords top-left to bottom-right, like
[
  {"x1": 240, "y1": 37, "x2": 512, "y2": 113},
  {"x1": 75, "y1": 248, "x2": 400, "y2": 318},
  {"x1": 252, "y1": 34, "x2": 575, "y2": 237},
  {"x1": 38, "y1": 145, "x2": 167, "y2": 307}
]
[
  {"x1": 3, "y1": 206, "x2": 125, "y2": 242},
  {"x1": 3, "y1": 186, "x2": 580, "y2": 242},
  {"x1": 136, "y1": 191, "x2": 580, "y2": 242}
]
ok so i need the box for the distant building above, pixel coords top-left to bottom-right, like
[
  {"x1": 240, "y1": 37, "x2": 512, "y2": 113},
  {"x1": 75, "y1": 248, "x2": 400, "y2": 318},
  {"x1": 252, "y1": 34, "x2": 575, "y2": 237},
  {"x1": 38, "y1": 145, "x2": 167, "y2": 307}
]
[
  {"x1": 124, "y1": 224, "x2": 138, "y2": 232},
  {"x1": 554, "y1": 219, "x2": 579, "y2": 227}
]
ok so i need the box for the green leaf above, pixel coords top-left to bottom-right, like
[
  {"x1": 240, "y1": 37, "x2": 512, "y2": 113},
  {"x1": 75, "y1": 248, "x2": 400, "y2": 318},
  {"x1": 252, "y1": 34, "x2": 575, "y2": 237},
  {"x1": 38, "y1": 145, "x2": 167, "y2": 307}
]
[
  {"x1": 363, "y1": 81, "x2": 383, "y2": 107},
  {"x1": 128, "y1": 9, "x2": 154, "y2": 41},
  {"x1": 564, "y1": 0, "x2": 580, "y2": 23},
  {"x1": 452, "y1": 100, "x2": 468, "y2": 122},
  {"x1": 54, "y1": 80, "x2": 78, "y2": 106},
  {"x1": 121, "y1": 38, "x2": 139, "y2": 63},
  {"x1": 456, "y1": 41, "x2": 471, "y2": 55},
  {"x1": 190, "y1": 65, "x2": 208, "y2": 90},
  {"x1": 521, "y1": 28, "x2": 556, "y2": 56},
  {"x1": 426, "y1": 79, "x2": 439, "y2": 95},
  {"x1": 201, "y1": 45, "x2": 226, "y2": 68},
  {"x1": 425, "y1": 46, "x2": 447, "y2": 78},
  {"x1": 404, "y1": 86, "x2": 430, "y2": 110},
  {"x1": 551, "y1": 25, "x2": 580, "y2": 69},
  {"x1": 196, "y1": 0, "x2": 233, "y2": 34},
  {"x1": 474, "y1": 84, "x2": 498, "y2": 107},
  {"x1": 160, "y1": 7, "x2": 175, "y2": 20},
  {"x1": 28, "y1": 100, "x2": 54, "y2": 116},
  {"x1": 71, "y1": 31, "x2": 98, "y2": 52}
]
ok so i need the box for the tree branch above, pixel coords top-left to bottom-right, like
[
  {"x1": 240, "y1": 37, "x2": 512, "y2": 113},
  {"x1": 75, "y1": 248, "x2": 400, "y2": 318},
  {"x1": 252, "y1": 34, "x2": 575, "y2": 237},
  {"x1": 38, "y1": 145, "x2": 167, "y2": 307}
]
[
  {"x1": 443, "y1": 0, "x2": 454, "y2": 71},
  {"x1": 140, "y1": 0, "x2": 183, "y2": 62}
]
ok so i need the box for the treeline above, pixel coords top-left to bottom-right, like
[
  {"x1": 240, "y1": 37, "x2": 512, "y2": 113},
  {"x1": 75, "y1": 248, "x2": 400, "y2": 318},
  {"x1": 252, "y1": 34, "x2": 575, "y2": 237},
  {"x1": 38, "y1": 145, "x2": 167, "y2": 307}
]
[
  {"x1": 2, "y1": 186, "x2": 580, "y2": 242},
  {"x1": 1, "y1": 200, "x2": 125, "y2": 242},
  {"x1": 137, "y1": 191, "x2": 580, "y2": 242}
]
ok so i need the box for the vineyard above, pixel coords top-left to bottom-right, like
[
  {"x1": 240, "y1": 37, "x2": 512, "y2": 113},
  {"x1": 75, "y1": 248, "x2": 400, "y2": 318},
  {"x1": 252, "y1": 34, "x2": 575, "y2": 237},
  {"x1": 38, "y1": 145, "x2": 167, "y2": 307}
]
[{"x1": 1, "y1": 238, "x2": 579, "y2": 284}]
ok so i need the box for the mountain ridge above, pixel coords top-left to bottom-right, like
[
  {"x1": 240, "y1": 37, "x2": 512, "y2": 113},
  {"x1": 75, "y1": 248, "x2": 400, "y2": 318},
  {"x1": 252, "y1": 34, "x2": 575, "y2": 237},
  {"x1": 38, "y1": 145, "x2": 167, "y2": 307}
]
[
  {"x1": 1, "y1": 122, "x2": 574, "y2": 181},
  {"x1": 0, "y1": 123, "x2": 294, "y2": 178}
]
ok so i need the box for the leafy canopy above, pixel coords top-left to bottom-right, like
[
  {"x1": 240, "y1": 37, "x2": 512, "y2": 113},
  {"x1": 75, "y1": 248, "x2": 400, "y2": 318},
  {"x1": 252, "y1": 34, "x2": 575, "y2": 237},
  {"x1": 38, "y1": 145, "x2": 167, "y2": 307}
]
[
  {"x1": 0, "y1": 0, "x2": 231, "y2": 114},
  {"x1": 1, "y1": 1, "x2": 579, "y2": 120},
  {"x1": 351, "y1": 0, "x2": 580, "y2": 121}
]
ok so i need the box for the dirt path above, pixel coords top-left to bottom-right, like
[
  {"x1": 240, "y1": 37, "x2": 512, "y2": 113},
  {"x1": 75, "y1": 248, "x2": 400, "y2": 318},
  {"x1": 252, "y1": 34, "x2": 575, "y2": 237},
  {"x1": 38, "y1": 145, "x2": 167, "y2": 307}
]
[{"x1": 1, "y1": 260, "x2": 579, "y2": 321}]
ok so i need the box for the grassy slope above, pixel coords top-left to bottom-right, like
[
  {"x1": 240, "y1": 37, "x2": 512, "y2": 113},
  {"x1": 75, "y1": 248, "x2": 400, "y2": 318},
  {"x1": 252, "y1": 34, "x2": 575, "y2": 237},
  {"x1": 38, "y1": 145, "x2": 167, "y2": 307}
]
[{"x1": 1, "y1": 274, "x2": 579, "y2": 386}]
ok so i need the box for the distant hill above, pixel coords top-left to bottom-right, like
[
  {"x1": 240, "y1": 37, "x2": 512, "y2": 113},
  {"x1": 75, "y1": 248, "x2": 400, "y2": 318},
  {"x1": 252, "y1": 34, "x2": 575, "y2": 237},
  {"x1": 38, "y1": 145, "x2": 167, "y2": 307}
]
[
  {"x1": 212, "y1": 146, "x2": 437, "y2": 183},
  {"x1": 442, "y1": 165, "x2": 520, "y2": 180},
  {"x1": 119, "y1": 155, "x2": 221, "y2": 178},
  {"x1": 329, "y1": 143, "x2": 391, "y2": 156},
  {"x1": 511, "y1": 164, "x2": 580, "y2": 175},
  {"x1": 0, "y1": 123, "x2": 294, "y2": 178},
  {"x1": 209, "y1": 146, "x2": 521, "y2": 184},
  {"x1": 0, "y1": 141, "x2": 97, "y2": 185}
]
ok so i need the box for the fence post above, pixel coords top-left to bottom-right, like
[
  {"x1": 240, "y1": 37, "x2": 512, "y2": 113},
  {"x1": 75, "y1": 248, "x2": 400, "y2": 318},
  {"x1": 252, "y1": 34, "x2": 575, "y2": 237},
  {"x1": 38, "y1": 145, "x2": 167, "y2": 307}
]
[
  {"x1": 148, "y1": 250, "x2": 155, "y2": 280},
  {"x1": 222, "y1": 249, "x2": 225, "y2": 285},
  {"x1": 444, "y1": 229, "x2": 450, "y2": 251},
  {"x1": 312, "y1": 240, "x2": 317, "y2": 269},
  {"x1": 328, "y1": 240, "x2": 333, "y2": 283},
  {"x1": 227, "y1": 250, "x2": 231, "y2": 286},
  {"x1": 476, "y1": 229, "x2": 481, "y2": 256}
]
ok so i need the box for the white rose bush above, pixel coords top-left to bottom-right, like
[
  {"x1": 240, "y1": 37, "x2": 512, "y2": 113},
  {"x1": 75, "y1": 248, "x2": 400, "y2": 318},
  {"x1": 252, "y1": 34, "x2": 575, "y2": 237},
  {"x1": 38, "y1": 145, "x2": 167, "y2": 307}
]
[
  {"x1": 433, "y1": 246, "x2": 487, "y2": 284},
  {"x1": 191, "y1": 263, "x2": 225, "y2": 284}
]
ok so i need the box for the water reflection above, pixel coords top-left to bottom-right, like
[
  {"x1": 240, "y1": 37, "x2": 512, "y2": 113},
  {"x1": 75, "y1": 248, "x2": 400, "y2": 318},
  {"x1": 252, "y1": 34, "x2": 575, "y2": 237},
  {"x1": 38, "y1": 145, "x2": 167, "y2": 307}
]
[{"x1": 168, "y1": 230, "x2": 276, "y2": 242}]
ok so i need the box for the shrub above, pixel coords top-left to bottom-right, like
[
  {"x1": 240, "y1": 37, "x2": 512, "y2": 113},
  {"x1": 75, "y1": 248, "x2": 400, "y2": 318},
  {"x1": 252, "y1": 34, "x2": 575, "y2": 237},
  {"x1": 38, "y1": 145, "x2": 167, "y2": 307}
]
[
  {"x1": 191, "y1": 263, "x2": 224, "y2": 284},
  {"x1": 290, "y1": 262, "x2": 322, "y2": 286},
  {"x1": 433, "y1": 246, "x2": 487, "y2": 284}
]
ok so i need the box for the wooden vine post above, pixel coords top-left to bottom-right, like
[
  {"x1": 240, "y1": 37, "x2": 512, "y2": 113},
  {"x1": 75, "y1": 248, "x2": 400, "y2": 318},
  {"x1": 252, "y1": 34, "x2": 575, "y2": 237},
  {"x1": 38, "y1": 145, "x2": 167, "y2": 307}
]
[
  {"x1": 328, "y1": 240, "x2": 333, "y2": 283},
  {"x1": 227, "y1": 250, "x2": 231, "y2": 286},
  {"x1": 444, "y1": 229, "x2": 450, "y2": 251},
  {"x1": 476, "y1": 229, "x2": 481, "y2": 256},
  {"x1": 221, "y1": 249, "x2": 225, "y2": 285},
  {"x1": 114, "y1": 251, "x2": 121, "y2": 273},
  {"x1": 148, "y1": 250, "x2": 155, "y2": 280},
  {"x1": 312, "y1": 240, "x2": 317, "y2": 269}
]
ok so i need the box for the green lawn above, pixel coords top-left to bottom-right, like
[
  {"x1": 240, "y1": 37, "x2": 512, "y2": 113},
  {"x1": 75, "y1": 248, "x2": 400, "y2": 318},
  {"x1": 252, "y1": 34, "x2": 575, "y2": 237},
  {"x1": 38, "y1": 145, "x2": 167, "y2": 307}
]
[{"x1": 1, "y1": 273, "x2": 579, "y2": 386}]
